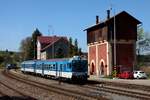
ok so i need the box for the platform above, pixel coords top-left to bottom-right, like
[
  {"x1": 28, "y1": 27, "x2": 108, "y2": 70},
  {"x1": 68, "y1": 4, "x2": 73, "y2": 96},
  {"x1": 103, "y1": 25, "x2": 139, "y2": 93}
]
[{"x1": 88, "y1": 75, "x2": 150, "y2": 86}]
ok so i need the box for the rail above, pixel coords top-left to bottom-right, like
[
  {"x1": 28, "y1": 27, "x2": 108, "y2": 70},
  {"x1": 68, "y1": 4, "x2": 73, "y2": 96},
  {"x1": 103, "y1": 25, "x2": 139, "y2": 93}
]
[{"x1": 3, "y1": 70, "x2": 106, "y2": 100}]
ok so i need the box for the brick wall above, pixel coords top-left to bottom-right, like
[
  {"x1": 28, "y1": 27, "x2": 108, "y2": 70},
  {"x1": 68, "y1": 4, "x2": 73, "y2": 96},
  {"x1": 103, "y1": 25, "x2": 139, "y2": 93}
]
[
  {"x1": 112, "y1": 43, "x2": 135, "y2": 72},
  {"x1": 89, "y1": 45, "x2": 96, "y2": 75},
  {"x1": 98, "y1": 43, "x2": 108, "y2": 75}
]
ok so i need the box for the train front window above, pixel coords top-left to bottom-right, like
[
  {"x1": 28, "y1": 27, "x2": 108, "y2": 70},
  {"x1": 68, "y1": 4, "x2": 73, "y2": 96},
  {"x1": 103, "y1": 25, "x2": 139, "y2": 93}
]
[{"x1": 72, "y1": 60, "x2": 87, "y2": 72}]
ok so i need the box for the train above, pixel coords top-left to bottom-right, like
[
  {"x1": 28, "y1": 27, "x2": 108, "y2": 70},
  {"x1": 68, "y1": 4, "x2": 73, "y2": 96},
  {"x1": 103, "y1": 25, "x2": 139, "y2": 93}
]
[
  {"x1": 6, "y1": 63, "x2": 17, "y2": 70},
  {"x1": 20, "y1": 56, "x2": 88, "y2": 81}
]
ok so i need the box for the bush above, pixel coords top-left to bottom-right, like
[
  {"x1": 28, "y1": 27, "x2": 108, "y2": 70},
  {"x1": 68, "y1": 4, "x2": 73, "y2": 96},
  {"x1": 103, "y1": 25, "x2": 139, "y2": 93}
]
[{"x1": 112, "y1": 70, "x2": 117, "y2": 77}]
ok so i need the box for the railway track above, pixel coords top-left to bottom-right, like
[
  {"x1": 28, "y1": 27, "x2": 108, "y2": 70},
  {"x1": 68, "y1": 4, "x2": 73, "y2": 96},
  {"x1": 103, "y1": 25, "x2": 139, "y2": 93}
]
[
  {"x1": 0, "y1": 71, "x2": 36, "y2": 100},
  {"x1": 3, "y1": 70, "x2": 106, "y2": 100},
  {"x1": 100, "y1": 81, "x2": 150, "y2": 92},
  {"x1": 6, "y1": 70, "x2": 150, "y2": 100},
  {"x1": 82, "y1": 83, "x2": 150, "y2": 100},
  {"x1": 0, "y1": 89, "x2": 8, "y2": 96}
]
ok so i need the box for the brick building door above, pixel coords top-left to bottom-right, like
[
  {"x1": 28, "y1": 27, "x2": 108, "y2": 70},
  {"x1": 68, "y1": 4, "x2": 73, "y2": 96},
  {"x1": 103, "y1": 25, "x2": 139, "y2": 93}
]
[
  {"x1": 100, "y1": 62, "x2": 104, "y2": 75},
  {"x1": 91, "y1": 63, "x2": 95, "y2": 75}
]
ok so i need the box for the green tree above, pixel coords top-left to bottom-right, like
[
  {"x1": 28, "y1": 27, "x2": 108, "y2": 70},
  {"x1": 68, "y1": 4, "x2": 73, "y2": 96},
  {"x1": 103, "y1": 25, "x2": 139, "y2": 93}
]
[
  {"x1": 0, "y1": 55, "x2": 4, "y2": 65},
  {"x1": 30, "y1": 28, "x2": 42, "y2": 59},
  {"x1": 20, "y1": 37, "x2": 32, "y2": 60},
  {"x1": 137, "y1": 27, "x2": 150, "y2": 55},
  {"x1": 137, "y1": 27, "x2": 144, "y2": 40},
  {"x1": 20, "y1": 28, "x2": 42, "y2": 60},
  {"x1": 74, "y1": 38, "x2": 78, "y2": 55},
  {"x1": 137, "y1": 27, "x2": 145, "y2": 55},
  {"x1": 55, "y1": 48, "x2": 64, "y2": 58},
  {"x1": 68, "y1": 37, "x2": 74, "y2": 57},
  {"x1": 78, "y1": 48, "x2": 82, "y2": 56},
  {"x1": 136, "y1": 27, "x2": 150, "y2": 68}
]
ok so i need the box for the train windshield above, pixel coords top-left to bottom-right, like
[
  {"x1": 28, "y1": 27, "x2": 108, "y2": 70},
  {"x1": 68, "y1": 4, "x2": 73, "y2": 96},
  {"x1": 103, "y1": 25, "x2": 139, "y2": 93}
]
[{"x1": 72, "y1": 60, "x2": 87, "y2": 72}]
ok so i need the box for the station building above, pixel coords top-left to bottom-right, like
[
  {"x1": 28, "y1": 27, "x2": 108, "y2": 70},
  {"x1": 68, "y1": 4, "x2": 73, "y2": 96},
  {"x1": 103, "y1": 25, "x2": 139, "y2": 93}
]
[
  {"x1": 37, "y1": 36, "x2": 69, "y2": 60},
  {"x1": 84, "y1": 11, "x2": 141, "y2": 77}
]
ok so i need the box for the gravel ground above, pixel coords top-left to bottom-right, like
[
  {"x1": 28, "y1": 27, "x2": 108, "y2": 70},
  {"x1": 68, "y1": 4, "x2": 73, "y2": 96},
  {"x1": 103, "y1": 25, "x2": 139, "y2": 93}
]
[
  {"x1": 89, "y1": 75, "x2": 150, "y2": 86},
  {"x1": 0, "y1": 83, "x2": 22, "y2": 97},
  {"x1": 9, "y1": 70, "x2": 142, "y2": 100},
  {"x1": 0, "y1": 70, "x2": 76, "y2": 100}
]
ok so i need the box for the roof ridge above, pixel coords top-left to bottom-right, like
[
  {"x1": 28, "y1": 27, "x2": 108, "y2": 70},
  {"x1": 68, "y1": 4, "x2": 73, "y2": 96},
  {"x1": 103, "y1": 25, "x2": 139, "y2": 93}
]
[{"x1": 40, "y1": 37, "x2": 61, "y2": 51}]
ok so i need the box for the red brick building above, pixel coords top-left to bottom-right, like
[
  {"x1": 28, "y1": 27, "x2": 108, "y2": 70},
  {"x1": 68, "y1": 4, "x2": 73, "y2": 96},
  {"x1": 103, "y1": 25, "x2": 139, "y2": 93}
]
[{"x1": 84, "y1": 11, "x2": 141, "y2": 76}]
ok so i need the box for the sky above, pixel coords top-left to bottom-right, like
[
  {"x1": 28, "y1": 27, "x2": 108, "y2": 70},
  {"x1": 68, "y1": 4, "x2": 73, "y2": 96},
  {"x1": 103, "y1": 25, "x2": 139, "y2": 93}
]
[{"x1": 0, "y1": 0, "x2": 150, "y2": 52}]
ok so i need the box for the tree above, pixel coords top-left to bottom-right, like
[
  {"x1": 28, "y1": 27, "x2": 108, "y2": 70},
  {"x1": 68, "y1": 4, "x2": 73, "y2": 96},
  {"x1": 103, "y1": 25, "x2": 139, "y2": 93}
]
[
  {"x1": 68, "y1": 37, "x2": 74, "y2": 57},
  {"x1": 78, "y1": 48, "x2": 82, "y2": 56},
  {"x1": 137, "y1": 27, "x2": 144, "y2": 40},
  {"x1": 20, "y1": 28, "x2": 42, "y2": 60},
  {"x1": 68, "y1": 37, "x2": 82, "y2": 57},
  {"x1": 55, "y1": 48, "x2": 64, "y2": 58},
  {"x1": 136, "y1": 27, "x2": 150, "y2": 68},
  {"x1": 137, "y1": 27, "x2": 150, "y2": 55},
  {"x1": 30, "y1": 28, "x2": 42, "y2": 59},
  {"x1": 74, "y1": 38, "x2": 78, "y2": 55},
  {"x1": 0, "y1": 55, "x2": 4, "y2": 65},
  {"x1": 20, "y1": 37, "x2": 32, "y2": 60}
]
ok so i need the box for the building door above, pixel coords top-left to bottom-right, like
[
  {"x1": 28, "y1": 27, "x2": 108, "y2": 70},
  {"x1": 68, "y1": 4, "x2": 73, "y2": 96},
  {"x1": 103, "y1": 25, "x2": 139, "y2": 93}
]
[
  {"x1": 101, "y1": 62, "x2": 104, "y2": 75},
  {"x1": 91, "y1": 63, "x2": 95, "y2": 75}
]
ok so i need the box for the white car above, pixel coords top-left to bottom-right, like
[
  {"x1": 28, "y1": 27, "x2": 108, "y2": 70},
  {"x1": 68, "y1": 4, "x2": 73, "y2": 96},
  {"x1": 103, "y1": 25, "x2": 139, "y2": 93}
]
[{"x1": 133, "y1": 71, "x2": 147, "y2": 79}]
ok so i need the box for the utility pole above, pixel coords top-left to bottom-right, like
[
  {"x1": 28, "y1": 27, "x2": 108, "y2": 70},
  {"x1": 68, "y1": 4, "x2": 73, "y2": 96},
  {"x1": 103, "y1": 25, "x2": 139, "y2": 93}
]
[
  {"x1": 113, "y1": 9, "x2": 116, "y2": 69},
  {"x1": 109, "y1": 1, "x2": 117, "y2": 77}
]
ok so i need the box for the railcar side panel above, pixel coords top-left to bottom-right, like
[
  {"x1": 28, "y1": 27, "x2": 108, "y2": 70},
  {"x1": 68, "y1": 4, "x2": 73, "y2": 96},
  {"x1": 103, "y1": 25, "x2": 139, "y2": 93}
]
[{"x1": 20, "y1": 56, "x2": 88, "y2": 81}]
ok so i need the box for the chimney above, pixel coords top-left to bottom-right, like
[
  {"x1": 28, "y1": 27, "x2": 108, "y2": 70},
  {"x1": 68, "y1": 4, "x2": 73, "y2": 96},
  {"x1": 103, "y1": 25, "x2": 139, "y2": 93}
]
[
  {"x1": 96, "y1": 15, "x2": 99, "y2": 24},
  {"x1": 107, "y1": 10, "x2": 110, "y2": 19}
]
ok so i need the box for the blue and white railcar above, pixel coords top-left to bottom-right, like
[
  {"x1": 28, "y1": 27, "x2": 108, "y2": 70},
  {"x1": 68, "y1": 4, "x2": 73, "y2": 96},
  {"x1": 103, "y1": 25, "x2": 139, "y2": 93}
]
[
  {"x1": 54, "y1": 59, "x2": 72, "y2": 79},
  {"x1": 21, "y1": 60, "x2": 36, "y2": 73},
  {"x1": 40, "y1": 60, "x2": 58, "y2": 77},
  {"x1": 20, "y1": 56, "x2": 88, "y2": 80},
  {"x1": 70, "y1": 57, "x2": 88, "y2": 80}
]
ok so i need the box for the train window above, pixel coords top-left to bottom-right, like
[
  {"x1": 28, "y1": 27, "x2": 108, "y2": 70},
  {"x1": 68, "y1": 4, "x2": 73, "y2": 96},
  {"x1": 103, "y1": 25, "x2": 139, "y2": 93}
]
[
  {"x1": 46, "y1": 64, "x2": 48, "y2": 69},
  {"x1": 60, "y1": 64, "x2": 62, "y2": 71},
  {"x1": 67, "y1": 63, "x2": 71, "y2": 69},
  {"x1": 36, "y1": 64, "x2": 38, "y2": 68},
  {"x1": 44, "y1": 64, "x2": 47, "y2": 69},
  {"x1": 38, "y1": 64, "x2": 40, "y2": 69},
  {"x1": 47, "y1": 65, "x2": 49, "y2": 70},
  {"x1": 48, "y1": 64, "x2": 50, "y2": 70},
  {"x1": 63, "y1": 64, "x2": 66, "y2": 70},
  {"x1": 67, "y1": 63, "x2": 69, "y2": 67},
  {"x1": 48, "y1": 65, "x2": 50, "y2": 70},
  {"x1": 50, "y1": 64, "x2": 52, "y2": 69},
  {"x1": 53, "y1": 64, "x2": 55, "y2": 69}
]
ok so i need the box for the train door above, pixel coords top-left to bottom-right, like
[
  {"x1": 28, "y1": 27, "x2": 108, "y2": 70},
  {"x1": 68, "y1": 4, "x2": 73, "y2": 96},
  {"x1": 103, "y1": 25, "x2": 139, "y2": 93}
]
[
  {"x1": 34, "y1": 62, "x2": 36, "y2": 73},
  {"x1": 23, "y1": 63, "x2": 25, "y2": 72},
  {"x1": 42, "y1": 63, "x2": 44, "y2": 76},
  {"x1": 59, "y1": 64, "x2": 63, "y2": 78},
  {"x1": 55, "y1": 63, "x2": 58, "y2": 78}
]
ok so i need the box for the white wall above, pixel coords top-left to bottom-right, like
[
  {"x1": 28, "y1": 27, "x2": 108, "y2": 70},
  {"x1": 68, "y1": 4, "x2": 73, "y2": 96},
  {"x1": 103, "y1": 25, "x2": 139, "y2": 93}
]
[
  {"x1": 37, "y1": 40, "x2": 41, "y2": 59},
  {"x1": 41, "y1": 51, "x2": 47, "y2": 60}
]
